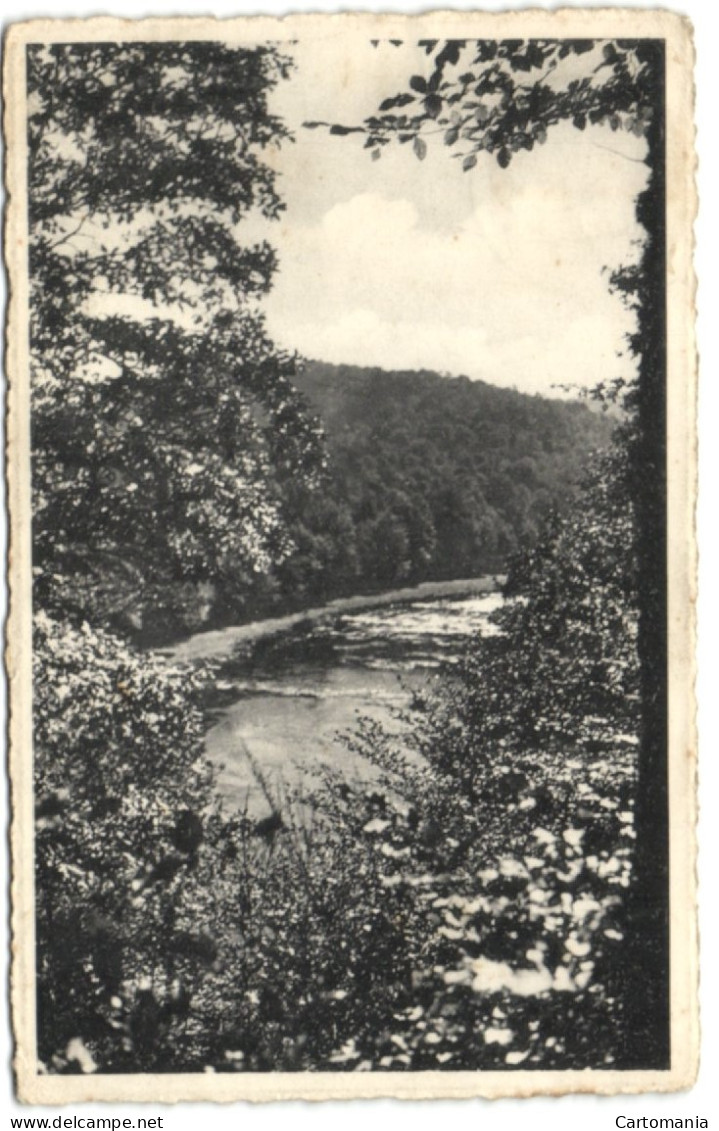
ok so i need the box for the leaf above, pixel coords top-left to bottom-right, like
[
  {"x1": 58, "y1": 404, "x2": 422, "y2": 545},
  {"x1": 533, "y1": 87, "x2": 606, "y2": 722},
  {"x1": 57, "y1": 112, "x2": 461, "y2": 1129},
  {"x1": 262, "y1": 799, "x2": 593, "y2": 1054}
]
[
  {"x1": 423, "y1": 93, "x2": 443, "y2": 119},
  {"x1": 65, "y1": 1037, "x2": 98, "y2": 1074},
  {"x1": 378, "y1": 93, "x2": 416, "y2": 111},
  {"x1": 444, "y1": 128, "x2": 459, "y2": 147},
  {"x1": 510, "y1": 54, "x2": 532, "y2": 73},
  {"x1": 506, "y1": 1049, "x2": 530, "y2": 1065},
  {"x1": 462, "y1": 153, "x2": 477, "y2": 172},
  {"x1": 527, "y1": 43, "x2": 546, "y2": 68},
  {"x1": 435, "y1": 41, "x2": 464, "y2": 70},
  {"x1": 484, "y1": 1027, "x2": 514, "y2": 1046},
  {"x1": 329, "y1": 124, "x2": 364, "y2": 136},
  {"x1": 496, "y1": 148, "x2": 511, "y2": 169},
  {"x1": 409, "y1": 75, "x2": 428, "y2": 94},
  {"x1": 371, "y1": 147, "x2": 381, "y2": 162},
  {"x1": 413, "y1": 136, "x2": 427, "y2": 161}
]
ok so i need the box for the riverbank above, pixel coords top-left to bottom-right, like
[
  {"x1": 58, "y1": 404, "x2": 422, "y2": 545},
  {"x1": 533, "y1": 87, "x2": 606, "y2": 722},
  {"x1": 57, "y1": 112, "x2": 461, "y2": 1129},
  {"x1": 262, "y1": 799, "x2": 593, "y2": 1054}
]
[
  {"x1": 200, "y1": 587, "x2": 506, "y2": 815},
  {"x1": 160, "y1": 574, "x2": 506, "y2": 664}
]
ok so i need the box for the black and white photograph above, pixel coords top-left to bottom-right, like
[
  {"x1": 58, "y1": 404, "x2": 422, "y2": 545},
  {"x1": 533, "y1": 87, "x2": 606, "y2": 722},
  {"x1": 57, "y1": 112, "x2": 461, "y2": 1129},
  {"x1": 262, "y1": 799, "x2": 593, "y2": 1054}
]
[{"x1": 4, "y1": 8, "x2": 696, "y2": 1103}]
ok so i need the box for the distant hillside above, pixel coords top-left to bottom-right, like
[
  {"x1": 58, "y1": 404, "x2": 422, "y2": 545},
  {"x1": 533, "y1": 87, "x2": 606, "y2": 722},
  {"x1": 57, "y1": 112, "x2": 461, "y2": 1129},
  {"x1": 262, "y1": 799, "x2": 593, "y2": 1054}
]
[{"x1": 233, "y1": 361, "x2": 613, "y2": 615}]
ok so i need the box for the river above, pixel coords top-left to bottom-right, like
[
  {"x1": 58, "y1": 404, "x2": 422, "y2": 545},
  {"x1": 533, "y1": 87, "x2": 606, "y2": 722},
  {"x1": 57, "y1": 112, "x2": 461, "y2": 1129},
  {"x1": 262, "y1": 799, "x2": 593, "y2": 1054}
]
[{"x1": 178, "y1": 585, "x2": 504, "y2": 814}]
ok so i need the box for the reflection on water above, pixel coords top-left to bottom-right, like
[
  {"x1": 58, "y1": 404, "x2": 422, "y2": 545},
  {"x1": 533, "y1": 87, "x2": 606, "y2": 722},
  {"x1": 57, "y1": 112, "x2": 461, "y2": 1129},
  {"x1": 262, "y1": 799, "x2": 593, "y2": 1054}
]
[{"x1": 206, "y1": 592, "x2": 503, "y2": 812}]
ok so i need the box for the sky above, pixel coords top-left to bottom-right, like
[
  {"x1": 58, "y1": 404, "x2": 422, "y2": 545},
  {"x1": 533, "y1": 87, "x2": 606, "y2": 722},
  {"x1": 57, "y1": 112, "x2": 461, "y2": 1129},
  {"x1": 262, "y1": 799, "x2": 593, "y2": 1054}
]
[{"x1": 248, "y1": 37, "x2": 650, "y2": 398}]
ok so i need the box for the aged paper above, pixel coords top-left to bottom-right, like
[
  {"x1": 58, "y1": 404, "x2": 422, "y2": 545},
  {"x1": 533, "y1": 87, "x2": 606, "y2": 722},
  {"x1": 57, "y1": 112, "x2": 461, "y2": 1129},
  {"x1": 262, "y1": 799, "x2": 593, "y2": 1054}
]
[{"x1": 5, "y1": 8, "x2": 697, "y2": 1103}]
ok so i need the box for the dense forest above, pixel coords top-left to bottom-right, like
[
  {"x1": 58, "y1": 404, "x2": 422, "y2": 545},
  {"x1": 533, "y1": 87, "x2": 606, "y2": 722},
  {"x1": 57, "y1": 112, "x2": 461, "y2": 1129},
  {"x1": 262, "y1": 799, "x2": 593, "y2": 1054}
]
[{"x1": 234, "y1": 361, "x2": 612, "y2": 622}]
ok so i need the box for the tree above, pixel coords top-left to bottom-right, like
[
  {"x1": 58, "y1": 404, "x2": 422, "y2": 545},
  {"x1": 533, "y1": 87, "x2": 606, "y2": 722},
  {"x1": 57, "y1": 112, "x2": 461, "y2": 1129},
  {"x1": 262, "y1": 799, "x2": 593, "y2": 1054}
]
[
  {"x1": 27, "y1": 41, "x2": 335, "y2": 1072},
  {"x1": 28, "y1": 42, "x2": 325, "y2": 637},
  {"x1": 313, "y1": 37, "x2": 668, "y2": 1065},
  {"x1": 421, "y1": 440, "x2": 639, "y2": 788},
  {"x1": 34, "y1": 613, "x2": 203, "y2": 1069}
]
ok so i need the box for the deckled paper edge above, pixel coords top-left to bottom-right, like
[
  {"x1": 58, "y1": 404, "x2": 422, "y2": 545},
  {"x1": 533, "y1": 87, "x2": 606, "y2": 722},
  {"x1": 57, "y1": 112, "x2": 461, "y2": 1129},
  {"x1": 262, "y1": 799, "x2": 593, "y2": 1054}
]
[{"x1": 3, "y1": 7, "x2": 698, "y2": 1104}]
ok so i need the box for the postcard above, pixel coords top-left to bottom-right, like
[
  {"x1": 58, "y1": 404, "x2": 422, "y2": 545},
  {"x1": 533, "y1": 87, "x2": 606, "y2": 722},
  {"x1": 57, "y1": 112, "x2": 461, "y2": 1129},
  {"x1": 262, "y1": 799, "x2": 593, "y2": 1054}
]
[{"x1": 4, "y1": 8, "x2": 697, "y2": 1102}]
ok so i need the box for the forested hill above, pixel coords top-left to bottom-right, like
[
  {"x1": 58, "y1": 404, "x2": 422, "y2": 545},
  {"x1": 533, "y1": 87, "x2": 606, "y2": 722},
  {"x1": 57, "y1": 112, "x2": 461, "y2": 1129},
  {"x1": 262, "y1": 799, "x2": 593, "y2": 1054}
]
[{"x1": 250, "y1": 360, "x2": 614, "y2": 612}]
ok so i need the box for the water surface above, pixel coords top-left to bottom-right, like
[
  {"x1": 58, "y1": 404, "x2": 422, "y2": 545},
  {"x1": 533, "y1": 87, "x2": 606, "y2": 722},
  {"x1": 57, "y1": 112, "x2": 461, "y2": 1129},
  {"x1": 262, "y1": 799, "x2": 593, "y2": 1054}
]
[{"x1": 205, "y1": 592, "x2": 503, "y2": 812}]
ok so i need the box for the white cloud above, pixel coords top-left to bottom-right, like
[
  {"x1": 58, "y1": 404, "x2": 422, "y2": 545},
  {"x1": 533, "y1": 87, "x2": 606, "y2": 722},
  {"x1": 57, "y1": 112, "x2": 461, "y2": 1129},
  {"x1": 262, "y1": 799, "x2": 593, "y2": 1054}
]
[
  {"x1": 264, "y1": 132, "x2": 647, "y2": 396},
  {"x1": 277, "y1": 306, "x2": 631, "y2": 396},
  {"x1": 283, "y1": 308, "x2": 491, "y2": 380},
  {"x1": 248, "y1": 48, "x2": 652, "y2": 398}
]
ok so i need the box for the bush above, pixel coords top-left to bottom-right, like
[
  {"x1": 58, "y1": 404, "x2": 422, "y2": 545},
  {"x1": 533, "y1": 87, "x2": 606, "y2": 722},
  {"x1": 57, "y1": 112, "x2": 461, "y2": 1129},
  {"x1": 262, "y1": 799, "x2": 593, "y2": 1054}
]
[
  {"x1": 35, "y1": 435, "x2": 641, "y2": 1073},
  {"x1": 35, "y1": 613, "x2": 238, "y2": 1071}
]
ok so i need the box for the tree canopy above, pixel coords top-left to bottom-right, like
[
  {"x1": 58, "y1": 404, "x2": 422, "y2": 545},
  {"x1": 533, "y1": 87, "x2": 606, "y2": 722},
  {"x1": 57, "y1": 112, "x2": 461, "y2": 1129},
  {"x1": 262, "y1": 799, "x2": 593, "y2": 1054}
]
[
  {"x1": 308, "y1": 38, "x2": 658, "y2": 173},
  {"x1": 29, "y1": 42, "x2": 325, "y2": 637}
]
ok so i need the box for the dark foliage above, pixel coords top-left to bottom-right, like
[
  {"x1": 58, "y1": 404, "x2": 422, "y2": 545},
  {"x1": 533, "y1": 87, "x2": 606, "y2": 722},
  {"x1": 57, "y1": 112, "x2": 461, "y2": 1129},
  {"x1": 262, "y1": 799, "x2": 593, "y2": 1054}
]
[
  {"x1": 29, "y1": 42, "x2": 325, "y2": 641},
  {"x1": 309, "y1": 38, "x2": 657, "y2": 168},
  {"x1": 246, "y1": 361, "x2": 611, "y2": 613}
]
